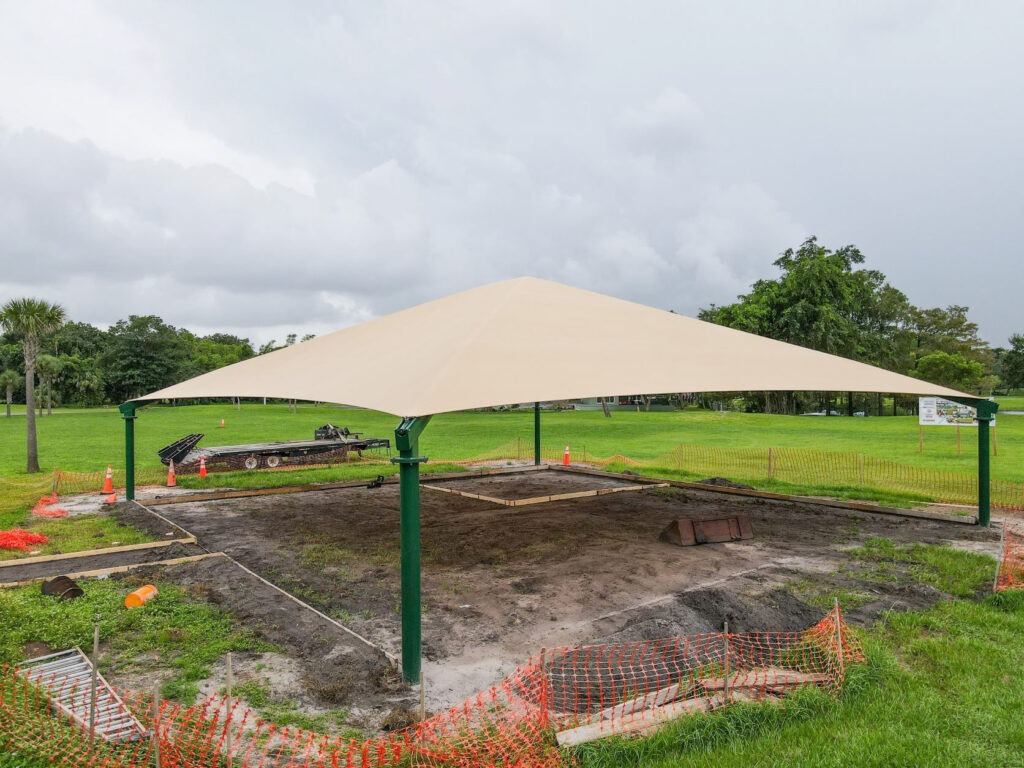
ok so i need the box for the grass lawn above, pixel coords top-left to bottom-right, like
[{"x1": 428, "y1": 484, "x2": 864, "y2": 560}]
[
  {"x1": 0, "y1": 513, "x2": 155, "y2": 561},
  {"x1": 0, "y1": 403, "x2": 1019, "y2": 481},
  {"x1": 573, "y1": 544, "x2": 1024, "y2": 768},
  {"x1": 0, "y1": 576, "x2": 273, "y2": 701}
]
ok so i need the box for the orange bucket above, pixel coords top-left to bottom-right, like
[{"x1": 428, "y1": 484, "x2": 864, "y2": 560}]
[{"x1": 125, "y1": 584, "x2": 158, "y2": 609}]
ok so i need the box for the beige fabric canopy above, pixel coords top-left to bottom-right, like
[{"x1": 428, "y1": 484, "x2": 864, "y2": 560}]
[{"x1": 138, "y1": 277, "x2": 972, "y2": 415}]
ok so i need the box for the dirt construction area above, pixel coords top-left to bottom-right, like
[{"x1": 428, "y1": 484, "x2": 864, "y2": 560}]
[{"x1": 144, "y1": 467, "x2": 1001, "y2": 712}]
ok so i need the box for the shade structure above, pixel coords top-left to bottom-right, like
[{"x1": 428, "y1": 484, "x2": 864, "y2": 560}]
[
  {"x1": 137, "y1": 276, "x2": 971, "y2": 412},
  {"x1": 126, "y1": 276, "x2": 996, "y2": 685}
]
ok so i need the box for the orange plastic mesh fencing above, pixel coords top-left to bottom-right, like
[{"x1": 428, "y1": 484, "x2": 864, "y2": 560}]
[
  {"x1": 995, "y1": 524, "x2": 1024, "y2": 592},
  {"x1": 0, "y1": 529, "x2": 48, "y2": 551},
  {"x1": 31, "y1": 494, "x2": 68, "y2": 518},
  {"x1": 1, "y1": 609, "x2": 862, "y2": 767}
]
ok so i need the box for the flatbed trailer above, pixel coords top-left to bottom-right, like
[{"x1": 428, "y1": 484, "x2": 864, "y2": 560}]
[{"x1": 158, "y1": 425, "x2": 390, "y2": 473}]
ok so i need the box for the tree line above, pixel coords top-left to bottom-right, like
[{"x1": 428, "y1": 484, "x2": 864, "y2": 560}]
[
  {"x1": 0, "y1": 311, "x2": 319, "y2": 413},
  {"x1": 698, "y1": 237, "x2": 1023, "y2": 413}
]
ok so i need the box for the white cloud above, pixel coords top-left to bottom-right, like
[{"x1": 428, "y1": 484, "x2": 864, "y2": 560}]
[{"x1": 0, "y1": 1, "x2": 1021, "y2": 345}]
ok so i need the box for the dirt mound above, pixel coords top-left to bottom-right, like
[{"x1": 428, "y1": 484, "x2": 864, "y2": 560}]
[{"x1": 591, "y1": 587, "x2": 820, "y2": 645}]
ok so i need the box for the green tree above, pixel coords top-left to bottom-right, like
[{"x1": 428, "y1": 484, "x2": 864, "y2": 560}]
[
  {"x1": 35, "y1": 354, "x2": 65, "y2": 416},
  {"x1": 52, "y1": 321, "x2": 108, "y2": 359},
  {"x1": 699, "y1": 237, "x2": 913, "y2": 413},
  {"x1": 0, "y1": 369, "x2": 19, "y2": 418},
  {"x1": 0, "y1": 298, "x2": 67, "y2": 472},
  {"x1": 911, "y1": 351, "x2": 987, "y2": 393},
  {"x1": 998, "y1": 334, "x2": 1024, "y2": 391},
  {"x1": 907, "y1": 305, "x2": 990, "y2": 372},
  {"x1": 101, "y1": 315, "x2": 188, "y2": 402}
]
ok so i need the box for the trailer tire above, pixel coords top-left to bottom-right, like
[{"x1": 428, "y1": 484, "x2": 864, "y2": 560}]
[
  {"x1": 266, "y1": 455, "x2": 281, "y2": 468},
  {"x1": 244, "y1": 456, "x2": 259, "y2": 470}
]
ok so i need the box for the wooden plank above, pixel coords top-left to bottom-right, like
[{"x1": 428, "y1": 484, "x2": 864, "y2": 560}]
[
  {"x1": 140, "y1": 465, "x2": 550, "y2": 506},
  {"x1": 0, "y1": 553, "x2": 226, "y2": 588},
  {"x1": 420, "y1": 485, "x2": 512, "y2": 506},
  {"x1": 0, "y1": 537, "x2": 197, "y2": 569},
  {"x1": 555, "y1": 694, "x2": 726, "y2": 747},
  {"x1": 695, "y1": 669, "x2": 828, "y2": 693},
  {"x1": 552, "y1": 465, "x2": 977, "y2": 525}
]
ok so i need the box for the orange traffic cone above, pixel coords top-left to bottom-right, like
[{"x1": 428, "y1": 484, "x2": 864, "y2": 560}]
[
  {"x1": 219, "y1": 419, "x2": 226, "y2": 428},
  {"x1": 562, "y1": 445, "x2": 571, "y2": 466},
  {"x1": 101, "y1": 466, "x2": 114, "y2": 494},
  {"x1": 198, "y1": 455, "x2": 207, "y2": 478},
  {"x1": 103, "y1": 492, "x2": 118, "y2": 504},
  {"x1": 166, "y1": 459, "x2": 177, "y2": 488}
]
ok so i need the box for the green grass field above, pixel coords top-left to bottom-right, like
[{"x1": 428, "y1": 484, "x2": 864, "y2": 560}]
[{"x1": 0, "y1": 402, "x2": 1019, "y2": 481}]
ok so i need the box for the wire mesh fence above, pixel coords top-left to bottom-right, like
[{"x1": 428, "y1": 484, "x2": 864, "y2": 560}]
[
  {"x1": 0, "y1": 609, "x2": 861, "y2": 767},
  {"x1": 21, "y1": 439, "x2": 1021, "y2": 514}
]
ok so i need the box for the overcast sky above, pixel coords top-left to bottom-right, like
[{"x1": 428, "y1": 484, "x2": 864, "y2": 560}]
[{"x1": 1, "y1": 1, "x2": 1021, "y2": 347}]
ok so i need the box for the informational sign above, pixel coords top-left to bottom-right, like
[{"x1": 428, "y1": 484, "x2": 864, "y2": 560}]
[{"x1": 918, "y1": 397, "x2": 995, "y2": 427}]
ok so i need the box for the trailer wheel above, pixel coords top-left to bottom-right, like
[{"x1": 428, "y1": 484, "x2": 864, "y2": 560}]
[
  {"x1": 244, "y1": 456, "x2": 259, "y2": 470},
  {"x1": 266, "y1": 455, "x2": 281, "y2": 468}
]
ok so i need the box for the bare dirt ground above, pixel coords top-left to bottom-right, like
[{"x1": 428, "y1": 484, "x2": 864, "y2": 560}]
[{"x1": 146, "y1": 468, "x2": 1001, "y2": 709}]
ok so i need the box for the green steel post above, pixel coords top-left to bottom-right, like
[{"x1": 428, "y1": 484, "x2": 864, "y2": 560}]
[
  {"x1": 978, "y1": 414, "x2": 990, "y2": 527},
  {"x1": 118, "y1": 402, "x2": 138, "y2": 501},
  {"x1": 392, "y1": 416, "x2": 431, "y2": 683},
  {"x1": 947, "y1": 397, "x2": 998, "y2": 527},
  {"x1": 534, "y1": 402, "x2": 541, "y2": 466}
]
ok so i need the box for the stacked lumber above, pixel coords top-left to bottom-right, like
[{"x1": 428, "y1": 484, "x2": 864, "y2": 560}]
[{"x1": 553, "y1": 668, "x2": 826, "y2": 746}]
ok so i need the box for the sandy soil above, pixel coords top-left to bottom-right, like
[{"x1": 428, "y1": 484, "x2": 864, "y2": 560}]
[{"x1": 147, "y1": 469, "x2": 1000, "y2": 709}]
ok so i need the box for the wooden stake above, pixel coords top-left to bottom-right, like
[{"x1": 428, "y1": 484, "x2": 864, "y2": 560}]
[
  {"x1": 153, "y1": 683, "x2": 162, "y2": 768},
  {"x1": 919, "y1": 425, "x2": 924, "y2": 453},
  {"x1": 833, "y1": 600, "x2": 845, "y2": 681},
  {"x1": 226, "y1": 652, "x2": 233, "y2": 768},
  {"x1": 89, "y1": 623, "x2": 99, "y2": 740},
  {"x1": 957, "y1": 425, "x2": 961, "y2": 456},
  {"x1": 722, "y1": 621, "x2": 730, "y2": 703},
  {"x1": 767, "y1": 448, "x2": 774, "y2": 479},
  {"x1": 419, "y1": 671, "x2": 426, "y2": 722},
  {"x1": 993, "y1": 426, "x2": 998, "y2": 456}
]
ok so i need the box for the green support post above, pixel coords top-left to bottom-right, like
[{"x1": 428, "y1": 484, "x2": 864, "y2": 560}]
[
  {"x1": 392, "y1": 415, "x2": 431, "y2": 683},
  {"x1": 534, "y1": 402, "x2": 541, "y2": 466},
  {"x1": 948, "y1": 397, "x2": 998, "y2": 527},
  {"x1": 119, "y1": 402, "x2": 138, "y2": 501}
]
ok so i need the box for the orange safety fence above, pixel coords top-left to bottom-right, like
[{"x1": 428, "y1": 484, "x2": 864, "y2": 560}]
[
  {"x1": 0, "y1": 607, "x2": 862, "y2": 768},
  {"x1": 995, "y1": 524, "x2": 1024, "y2": 592},
  {"x1": 0, "y1": 529, "x2": 48, "y2": 551}
]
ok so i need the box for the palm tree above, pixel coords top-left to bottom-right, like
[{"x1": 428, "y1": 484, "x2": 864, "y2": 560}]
[
  {"x1": 35, "y1": 354, "x2": 65, "y2": 416},
  {"x1": 0, "y1": 369, "x2": 19, "y2": 418},
  {"x1": 0, "y1": 299, "x2": 66, "y2": 472}
]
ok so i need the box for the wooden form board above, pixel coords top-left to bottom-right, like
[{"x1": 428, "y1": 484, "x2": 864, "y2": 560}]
[
  {"x1": 421, "y1": 481, "x2": 669, "y2": 508},
  {"x1": 0, "y1": 552, "x2": 225, "y2": 588},
  {"x1": 140, "y1": 464, "x2": 551, "y2": 506},
  {"x1": 552, "y1": 464, "x2": 978, "y2": 525},
  {"x1": 0, "y1": 536, "x2": 198, "y2": 569}
]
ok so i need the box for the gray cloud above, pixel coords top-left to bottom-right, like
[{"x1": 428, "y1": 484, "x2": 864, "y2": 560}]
[{"x1": 0, "y1": 1, "x2": 1021, "y2": 347}]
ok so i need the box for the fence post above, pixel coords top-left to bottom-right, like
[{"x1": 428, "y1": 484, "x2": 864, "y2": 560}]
[
  {"x1": 858, "y1": 454, "x2": 864, "y2": 487},
  {"x1": 767, "y1": 448, "x2": 774, "y2": 479},
  {"x1": 89, "y1": 623, "x2": 99, "y2": 740},
  {"x1": 722, "y1": 621, "x2": 730, "y2": 703}
]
